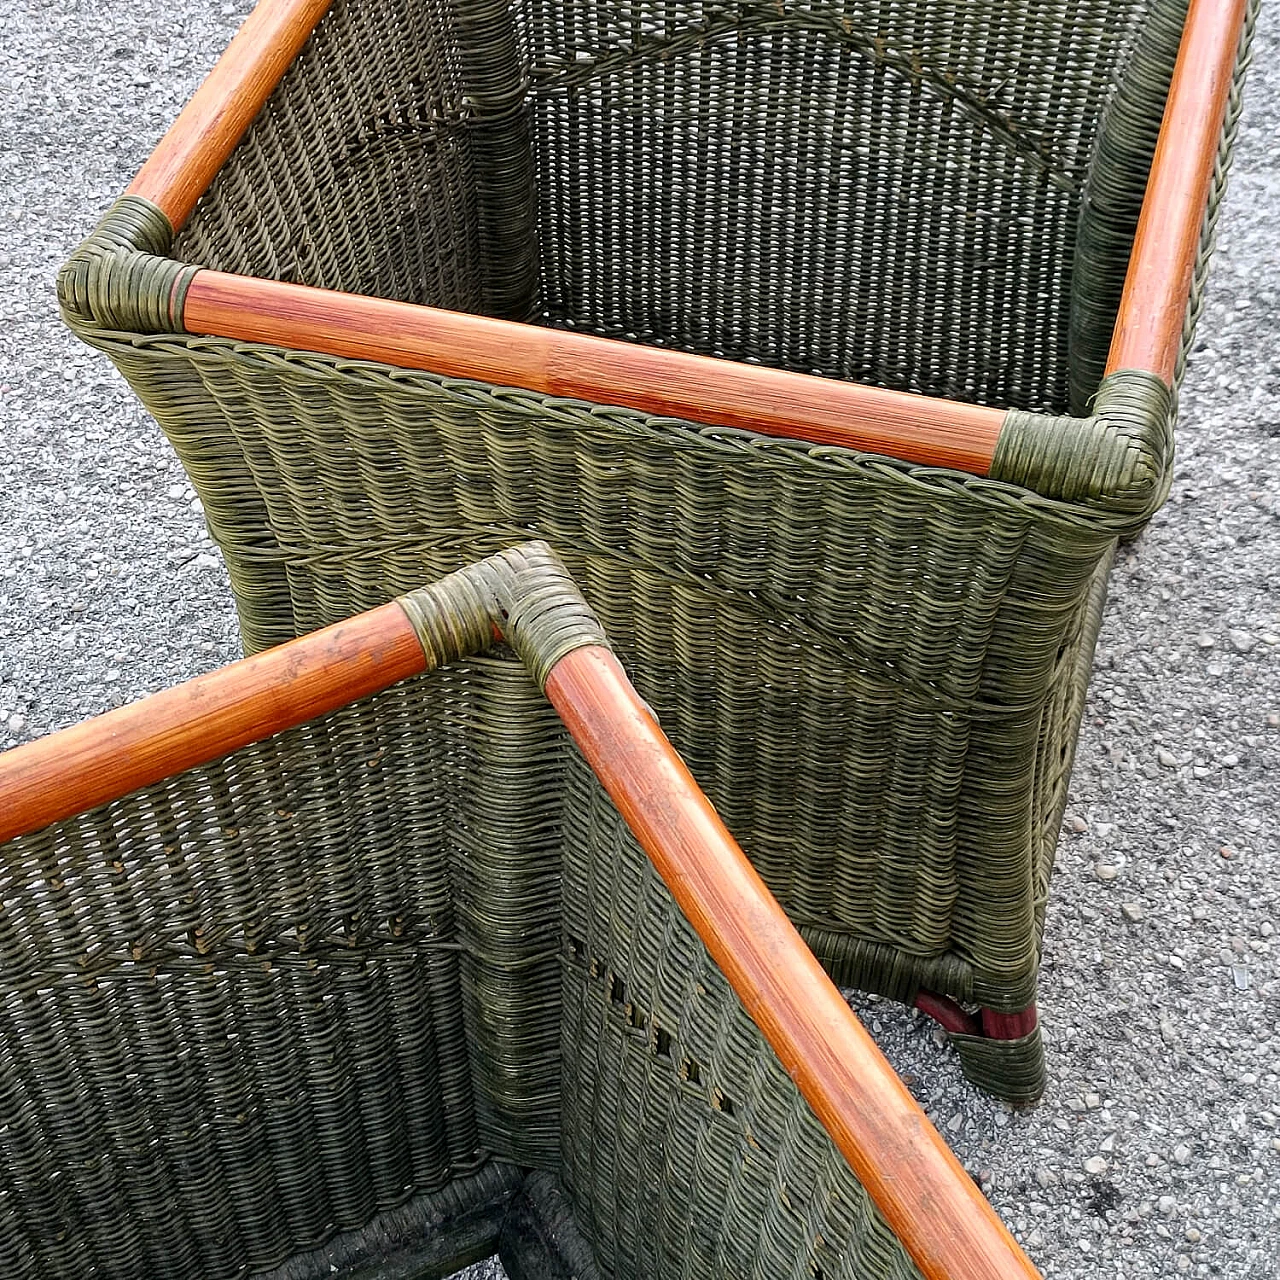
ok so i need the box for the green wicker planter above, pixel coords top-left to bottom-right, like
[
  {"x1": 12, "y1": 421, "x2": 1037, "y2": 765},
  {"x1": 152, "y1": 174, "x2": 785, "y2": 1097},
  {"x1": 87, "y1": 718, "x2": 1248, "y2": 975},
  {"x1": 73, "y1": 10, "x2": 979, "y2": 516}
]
[
  {"x1": 0, "y1": 545, "x2": 1034, "y2": 1279},
  {"x1": 58, "y1": 0, "x2": 1257, "y2": 1102}
]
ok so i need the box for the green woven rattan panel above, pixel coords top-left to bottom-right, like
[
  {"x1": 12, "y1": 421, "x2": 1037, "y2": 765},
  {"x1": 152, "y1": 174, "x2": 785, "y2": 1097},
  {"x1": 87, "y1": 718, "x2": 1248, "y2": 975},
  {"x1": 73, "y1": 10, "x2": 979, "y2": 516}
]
[
  {"x1": 557, "y1": 751, "x2": 922, "y2": 1279},
  {"x1": 175, "y1": 0, "x2": 1182, "y2": 415},
  {"x1": 175, "y1": 0, "x2": 487, "y2": 313},
  {"x1": 0, "y1": 647, "x2": 923, "y2": 1278},
  {"x1": 0, "y1": 665, "x2": 564, "y2": 1278},
  {"x1": 89, "y1": 324, "x2": 1119, "y2": 1012},
  {"x1": 521, "y1": 0, "x2": 1154, "y2": 412}
]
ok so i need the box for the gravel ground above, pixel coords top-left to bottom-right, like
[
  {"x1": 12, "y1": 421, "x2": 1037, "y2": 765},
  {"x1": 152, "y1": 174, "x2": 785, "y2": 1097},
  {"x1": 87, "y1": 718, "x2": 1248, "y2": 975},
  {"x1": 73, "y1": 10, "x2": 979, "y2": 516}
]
[{"x1": 1, "y1": 4, "x2": 1277, "y2": 1277}]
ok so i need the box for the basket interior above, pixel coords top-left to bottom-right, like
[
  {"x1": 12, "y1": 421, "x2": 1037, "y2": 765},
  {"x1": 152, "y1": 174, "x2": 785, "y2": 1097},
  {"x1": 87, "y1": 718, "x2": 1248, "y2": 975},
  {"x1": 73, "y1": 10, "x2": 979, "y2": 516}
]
[{"x1": 174, "y1": 0, "x2": 1165, "y2": 417}]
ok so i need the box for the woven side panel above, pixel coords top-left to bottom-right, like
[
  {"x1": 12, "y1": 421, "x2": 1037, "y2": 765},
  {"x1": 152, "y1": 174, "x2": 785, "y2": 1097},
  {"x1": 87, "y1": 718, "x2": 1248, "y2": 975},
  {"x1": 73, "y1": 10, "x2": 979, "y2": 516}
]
[
  {"x1": 0, "y1": 671, "x2": 560, "y2": 1278},
  {"x1": 174, "y1": 0, "x2": 490, "y2": 314},
  {"x1": 80, "y1": 332, "x2": 1124, "y2": 1008},
  {"x1": 1071, "y1": 0, "x2": 1260, "y2": 411},
  {"x1": 1029, "y1": 546, "x2": 1114, "y2": 942},
  {"x1": 521, "y1": 0, "x2": 1149, "y2": 413},
  {"x1": 77, "y1": 330, "x2": 295, "y2": 653},
  {"x1": 557, "y1": 753, "x2": 923, "y2": 1279},
  {"x1": 450, "y1": 0, "x2": 541, "y2": 318},
  {"x1": 1068, "y1": 0, "x2": 1189, "y2": 413}
]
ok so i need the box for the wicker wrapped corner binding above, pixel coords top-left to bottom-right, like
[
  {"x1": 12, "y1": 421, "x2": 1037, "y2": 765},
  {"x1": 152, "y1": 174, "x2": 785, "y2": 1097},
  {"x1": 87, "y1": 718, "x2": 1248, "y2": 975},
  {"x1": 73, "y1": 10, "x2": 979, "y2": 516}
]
[
  {"x1": 57, "y1": 0, "x2": 1257, "y2": 1102},
  {"x1": 0, "y1": 544, "x2": 1039, "y2": 1280}
]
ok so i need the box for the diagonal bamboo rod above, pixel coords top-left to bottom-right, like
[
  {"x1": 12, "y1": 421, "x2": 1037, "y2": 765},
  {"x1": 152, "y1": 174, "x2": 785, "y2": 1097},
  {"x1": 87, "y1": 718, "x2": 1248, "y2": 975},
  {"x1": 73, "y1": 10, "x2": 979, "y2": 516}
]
[
  {"x1": 547, "y1": 644, "x2": 1041, "y2": 1280},
  {"x1": 0, "y1": 602, "x2": 422, "y2": 846},
  {"x1": 127, "y1": 0, "x2": 334, "y2": 229}
]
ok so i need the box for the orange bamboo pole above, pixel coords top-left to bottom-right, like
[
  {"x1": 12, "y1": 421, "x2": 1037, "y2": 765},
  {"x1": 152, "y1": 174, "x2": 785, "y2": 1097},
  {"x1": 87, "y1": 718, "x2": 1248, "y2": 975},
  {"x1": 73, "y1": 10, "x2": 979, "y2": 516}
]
[
  {"x1": 127, "y1": 0, "x2": 334, "y2": 229},
  {"x1": 0, "y1": 603, "x2": 423, "y2": 845},
  {"x1": 182, "y1": 270, "x2": 1007, "y2": 473},
  {"x1": 1106, "y1": 0, "x2": 1249, "y2": 382},
  {"x1": 545, "y1": 644, "x2": 1042, "y2": 1280}
]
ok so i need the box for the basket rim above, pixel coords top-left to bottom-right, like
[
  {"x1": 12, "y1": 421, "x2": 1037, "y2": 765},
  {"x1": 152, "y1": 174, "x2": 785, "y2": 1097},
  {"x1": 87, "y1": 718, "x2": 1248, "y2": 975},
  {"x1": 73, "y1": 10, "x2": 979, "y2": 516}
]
[{"x1": 118, "y1": 0, "x2": 1244, "y2": 476}]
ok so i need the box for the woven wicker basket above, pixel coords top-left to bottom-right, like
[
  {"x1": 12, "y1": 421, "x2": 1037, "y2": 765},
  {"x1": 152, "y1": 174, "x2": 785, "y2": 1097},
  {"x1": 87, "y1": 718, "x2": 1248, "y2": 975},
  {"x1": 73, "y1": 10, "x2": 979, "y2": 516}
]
[
  {"x1": 58, "y1": 0, "x2": 1257, "y2": 1102},
  {"x1": 0, "y1": 545, "x2": 1038, "y2": 1280}
]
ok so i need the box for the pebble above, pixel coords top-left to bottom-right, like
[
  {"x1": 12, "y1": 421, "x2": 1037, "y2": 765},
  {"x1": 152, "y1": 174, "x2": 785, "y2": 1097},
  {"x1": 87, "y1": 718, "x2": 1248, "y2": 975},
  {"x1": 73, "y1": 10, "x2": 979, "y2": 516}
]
[
  {"x1": 1066, "y1": 813, "x2": 1089, "y2": 833},
  {"x1": 1157, "y1": 747, "x2": 1180, "y2": 768},
  {"x1": 1094, "y1": 863, "x2": 1119, "y2": 881},
  {"x1": 1122, "y1": 903, "x2": 1145, "y2": 922},
  {"x1": 1186, "y1": 1227, "x2": 1203, "y2": 1243},
  {"x1": 1083, "y1": 1155, "x2": 1108, "y2": 1176},
  {"x1": 1173, "y1": 1144, "x2": 1193, "y2": 1166},
  {"x1": 1196, "y1": 634, "x2": 1216, "y2": 649},
  {"x1": 1228, "y1": 629, "x2": 1256, "y2": 653}
]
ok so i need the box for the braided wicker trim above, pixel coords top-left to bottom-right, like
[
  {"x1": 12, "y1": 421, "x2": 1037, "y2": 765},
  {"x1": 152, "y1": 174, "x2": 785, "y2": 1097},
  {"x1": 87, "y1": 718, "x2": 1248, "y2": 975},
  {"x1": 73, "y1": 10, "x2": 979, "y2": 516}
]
[
  {"x1": 991, "y1": 369, "x2": 1174, "y2": 519},
  {"x1": 56, "y1": 195, "x2": 197, "y2": 334},
  {"x1": 397, "y1": 541, "x2": 611, "y2": 689}
]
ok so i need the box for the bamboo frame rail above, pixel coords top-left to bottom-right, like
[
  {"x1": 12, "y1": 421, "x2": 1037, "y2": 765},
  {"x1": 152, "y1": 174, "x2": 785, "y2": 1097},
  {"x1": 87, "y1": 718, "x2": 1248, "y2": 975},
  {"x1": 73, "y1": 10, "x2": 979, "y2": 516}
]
[
  {"x1": 0, "y1": 602, "x2": 423, "y2": 846},
  {"x1": 116, "y1": 0, "x2": 1246, "y2": 473},
  {"x1": 182, "y1": 270, "x2": 1006, "y2": 471},
  {"x1": 0, "y1": 590, "x2": 1040, "y2": 1280},
  {"x1": 1106, "y1": 0, "x2": 1250, "y2": 382},
  {"x1": 546, "y1": 646, "x2": 1040, "y2": 1280}
]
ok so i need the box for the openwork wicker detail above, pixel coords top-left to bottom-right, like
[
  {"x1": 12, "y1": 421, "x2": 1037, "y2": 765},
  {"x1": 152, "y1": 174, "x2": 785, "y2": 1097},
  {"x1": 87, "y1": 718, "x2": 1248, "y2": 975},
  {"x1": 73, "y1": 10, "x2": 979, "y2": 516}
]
[{"x1": 555, "y1": 754, "x2": 926, "y2": 1279}]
